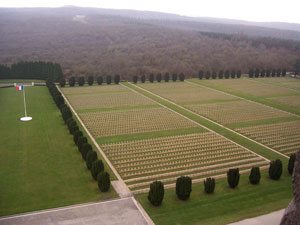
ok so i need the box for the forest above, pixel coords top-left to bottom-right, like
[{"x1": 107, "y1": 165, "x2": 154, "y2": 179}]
[{"x1": 1, "y1": 7, "x2": 300, "y2": 79}]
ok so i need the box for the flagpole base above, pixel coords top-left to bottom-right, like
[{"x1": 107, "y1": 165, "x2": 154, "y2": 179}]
[{"x1": 20, "y1": 117, "x2": 32, "y2": 121}]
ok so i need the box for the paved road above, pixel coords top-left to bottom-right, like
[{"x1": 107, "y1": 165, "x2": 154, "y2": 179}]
[
  {"x1": 228, "y1": 209, "x2": 285, "y2": 225},
  {"x1": 0, "y1": 197, "x2": 149, "y2": 225}
]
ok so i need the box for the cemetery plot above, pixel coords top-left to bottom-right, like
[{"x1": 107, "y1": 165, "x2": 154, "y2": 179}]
[
  {"x1": 67, "y1": 91, "x2": 155, "y2": 110},
  {"x1": 185, "y1": 100, "x2": 291, "y2": 125},
  {"x1": 101, "y1": 133, "x2": 269, "y2": 192},
  {"x1": 236, "y1": 121, "x2": 300, "y2": 156},
  {"x1": 62, "y1": 85, "x2": 128, "y2": 95},
  {"x1": 80, "y1": 107, "x2": 198, "y2": 137},
  {"x1": 201, "y1": 78, "x2": 298, "y2": 97},
  {"x1": 268, "y1": 95, "x2": 300, "y2": 108},
  {"x1": 259, "y1": 77, "x2": 300, "y2": 91}
]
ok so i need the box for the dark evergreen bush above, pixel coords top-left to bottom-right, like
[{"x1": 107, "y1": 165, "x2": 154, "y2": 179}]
[
  {"x1": 86, "y1": 151, "x2": 98, "y2": 170},
  {"x1": 237, "y1": 70, "x2": 242, "y2": 78},
  {"x1": 66, "y1": 117, "x2": 74, "y2": 127},
  {"x1": 61, "y1": 105, "x2": 72, "y2": 122},
  {"x1": 78, "y1": 76, "x2": 85, "y2": 86},
  {"x1": 77, "y1": 136, "x2": 87, "y2": 151},
  {"x1": 205, "y1": 71, "x2": 210, "y2": 79},
  {"x1": 148, "y1": 181, "x2": 164, "y2": 206},
  {"x1": 255, "y1": 69, "x2": 260, "y2": 78},
  {"x1": 282, "y1": 69, "x2": 287, "y2": 77},
  {"x1": 212, "y1": 71, "x2": 217, "y2": 79},
  {"x1": 164, "y1": 72, "x2": 169, "y2": 82},
  {"x1": 261, "y1": 70, "x2": 266, "y2": 77},
  {"x1": 204, "y1": 177, "x2": 215, "y2": 194},
  {"x1": 70, "y1": 125, "x2": 79, "y2": 135},
  {"x1": 249, "y1": 167, "x2": 261, "y2": 184},
  {"x1": 288, "y1": 153, "x2": 296, "y2": 175},
  {"x1": 88, "y1": 75, "x2": 94, "y2": 86},
  {"x1": 69, "y1": 76, "x2": 76, "y2": 87},
  {"x1": 114, "y1": 74, "x2": 120, "y2": 84},
  {"x1": 179, "y1": 73, "x2": 185, "y2": 81},
  {"x1": 199, "y1": 70, "x2": 204, "y2": 79},
  {"x1": 225, "y1": 70, "x2": 230, "y2": 79},
  {"x1": 231, "y1": 70, "x2": 236, "y2": 78},
  {"x1": 55, "y1": 95, "x2": 64, "y2": 108},
  {"x1": 269, "y1": 159, "x2": 283, "y2": 180},
  {"x1": 133, "y1": 75, "x2": 138, "y2": 83},
  {"x1": 271, "y1": 69, "x2": 276, "y2": 77},
  {"x1": 106, "y1": 75, "x2": 112, "y2": 85},
  {"x1": 172, "y1": 73, "x2": 177, "y2": 82},
  {"x1": 97, "y1": 171, "x2": 110, "y2": 192},
  {"x1": 91, "y1": 160, "x2": 104, "y2": 180},
  {"x1": 97, "y1": 76, "x2": 103, "y2": 85},
  {"x1": 149, "y1": 73, "x2": 154, "y2": 83},
  {"x1": 156, "y1": 73, "x2": 162, "y2": 82},
  {"x1": 176, "y1": 176, "x2": 192, "y2": 200},
  {"x1": 266, "y1": 70, "x2": 271, "y2": 77},
  {"x1": 67, "y1": 120, "x2": 76, "y2": 133},
  {"x1": 248, "y1": 69, "x2": 254, "y2": 78},
  {"x1": 59, "y1": 78, "x2": 66, "y2": 87},
  {"x1": 218, "y1": 70, "x2": 224, "y2": 79},
  {"x1": 276, "y1": 69, "x2": 281, "y2": 77},
  {"x1": 227, "y1": 168, "x2": 240, "y2": 188},
  {"x1": 141, "y1": 75, "x2": 146, "y2": 83},
  {"x1": 80, "y1": 143, "x2": 92, "y2": 160},
  {"x1": 73, "y1": 130, "x2": 83, "y2": 145}
]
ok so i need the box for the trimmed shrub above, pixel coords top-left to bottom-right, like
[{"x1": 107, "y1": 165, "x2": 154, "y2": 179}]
[
  {"x1": 203, "y1": 177, "x2": 215, "y2": 194},
  {"x1": 70, "y1": 125, "x2": 79, "y2": 135},
  {"x1": 248, "y1": 69, "x2": 254, "y2": 78},
  {"x1": 106, "y1": 75, "x2": 112, "y2": 85},
  {"x1": 261, "y1": 70, "x2": 265, "y2": 77},
  {"x1": 149, "y1": 73, "x2": 154, "y2": 83},
  {"x1": 237, "y1": 70, "x2": 242, "y2": 78},
  {"x1": 179, "y1": 73, "x2": 185, "y2": 81},
  {"x1": 114, "y1": 74, "x2": 120, "y2": 84},
  {"x1": 61, "y1": 106, "x2": 72, "y2": 122},
  {"x1": 172, "y1": 73, "x2": 177, "y2": 82},
  {"x1": 91, "y1": 160, "x2": 104, "y2": 180},
  {"x1": 205, "y1": 71, "x2": 210, "y2": 79},
  {"x1": 97, "y1": 76, "x2": 103, "y2": 85},
  {"x1": 212, "y1": 71, "x2": 217, "y2": 79},
  {"x1": 249, "y1": 167, "x2": 261, "y2": 184},
  {"x1": 55, "y1": 95, "x2": 64, "y2": 108},
  {"x1": 176, "y1": 176, "x2": 192, "y2": 200},
  {"x1": 132, "y1": 75, "x2": 138, "y2": 84},
  {"x1": 80, "y1": 143, "x2": 92, "y2": 160},
  {"x1": 156, "y1": 73, "x2": 162, "y2": 82},
  {"x1": 276, "y1": 69, "x2": 281, "y2": 77},
  {"x1": 288, "y1": 153, "x2": 296, "y2": 175},
  {"x1": 231, "y1": 70, "x2": 236, "y2": 78},
  {"x1": 218, "y1": 70, "x2": 224, "y2": 79},
  {"x1": 227, "y1": 168, "x2": 240, "y2": 188},
  {"x1": 199, "y1": 70, "x2": 204, "y2": 79},
  {"x1": 164, "y1": 72, "x2": 169, "y2": 82},
  {"x1": 97, "y1": 171, "x2": 110, "y2": 192},
  {"x1": 73, "y1": 130, "x2": 83, "y2": 145},
  {"x1": 67, "y1": 120, "x2": 76, "y2": 133},
  {"x1": 225, "y1": 70, "x2": 230, "y2": 79},
  {"x1": 269, "y1": 159, "x2": 283, "y2": 180},
  {"x1": 59, "y1": 78, "x2": 66, "y2": 87},
  {"x1": 255, "y1": 69, "x2": 260, "y2": 78},
  {"x1": 266, "y1": 70, "x2": 271, "y2": 77},
  {"x1": 148, "y1": 181, "x2": 164, "y2": 206},
  {"x1": 141, "y1": 75, "x2": 146, "y2": 83},
  {"x1": 69, "y1": 76, "x2": 76, "y2": 87},
  {"x1": 271, "y1": 69, "x2": 276, "y2": 77},
  {"x1": 78, "y1": 76, "x2": 85, "y2": 86},
  {"x1": 282, "y1": 69, "x2": 287, "y2": 77},
  {"x1": 77, "y1": 136, "x2": 87, "y2": 151},
  {"x1": 86, "y1": 151, "x2": 98, "y2": 170},
  {"x1": 88, "y1": 75, "x2": 94, "y2": 86}
]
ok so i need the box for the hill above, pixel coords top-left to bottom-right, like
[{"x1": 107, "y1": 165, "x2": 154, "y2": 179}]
[{"x1": 0, "y1": 7, "x2": 300, "y2": 79}]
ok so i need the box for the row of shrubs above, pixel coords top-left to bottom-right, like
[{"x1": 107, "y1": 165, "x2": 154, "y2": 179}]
[
  {"x1": 46, "y1": 79, "x2": 111, "y2": 192},
  {"x1": 148, "y1": 156, "x2": 296, "y2": 206},
  {"x1": 60, "y1": 75, "x2": 121, "y2": 87},
  {"x1": 198, "y1": 70, "x2": 242, "y2": 79},
  {"x1": 248, "y1": 69, "x2": 287, "y2": 78},
  {"x1": 132, "y1": 73, "x2": 185, "y2": 83}
]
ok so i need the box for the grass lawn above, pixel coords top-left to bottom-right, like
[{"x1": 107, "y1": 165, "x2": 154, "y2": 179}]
[
  {"x1": 136, "y1": 169, "x2": 292, "y2": 225},
  {"x1": 0, "y1": 79, "x2": 45, "y2": 83},
  {"x1": 0, "y1": 86, "x2": 117, "y2": 217}
]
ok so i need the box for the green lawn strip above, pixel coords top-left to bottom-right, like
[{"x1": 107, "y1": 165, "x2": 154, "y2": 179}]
[
  {"x1": 251, "y1": 77, "x2": 300, "y2": 92},
  {"x1": 136, "y1": 169, "x2": 292, "y2": 225},
  {"x1": 97, "y1": 127, "x2": 207, "y2": 145},
  {"x1": 125, "y1": 82, "x2": 288, "y2": 162},
  {"x1": 189, "y1": 79, "x2": 300, "y2": 116},
  {"x1": 259, "y1": 93, "x2": 300, "y2": 98},
  {"x1": 226, "y1": 116, "x2": 300, "y2": 129},
  {"x1": 0, "y1": 79, "x2": 45, "y2": 83},
  {"x1": 77, "y1": 104, "x2": 159, "y2": 114},
  {"x1": 179, "y1": 98, "x2": 241, "y2": 105},
  {"x1": 0, "y1": 87, "x2": 117, "y2": 217}
]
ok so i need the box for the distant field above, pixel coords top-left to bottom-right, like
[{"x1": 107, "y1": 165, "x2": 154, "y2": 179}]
[
  {"x1": 139, "y1": 79, "x2": 300, "y2": 156},
  {"x1": 0, "y1": 79, "x2": 45, "y2": 83},
  {"x1": 0, "y1": 86, "x2": 117, "y2": 216}
]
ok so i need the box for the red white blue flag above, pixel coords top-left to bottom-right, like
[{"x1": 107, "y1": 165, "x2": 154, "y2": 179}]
[{"x1": 16, "y1": 85, "x2": 24, "y2": 91}]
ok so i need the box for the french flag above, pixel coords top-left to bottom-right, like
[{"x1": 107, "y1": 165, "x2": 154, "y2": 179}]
[{"x1": 16, "y1": 85, "x2": 24, "y2": 91}]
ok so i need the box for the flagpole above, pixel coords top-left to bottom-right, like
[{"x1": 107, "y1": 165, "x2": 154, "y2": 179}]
[{"x1": 23, "y1": 85, "x2": 27, "y2": 117}]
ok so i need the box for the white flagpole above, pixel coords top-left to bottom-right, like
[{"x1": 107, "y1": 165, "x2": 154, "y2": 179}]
[{"x1": 23, "y1": 86, "x2": 27, "y2": 117}]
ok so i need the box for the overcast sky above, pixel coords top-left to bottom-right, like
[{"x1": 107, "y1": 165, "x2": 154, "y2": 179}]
[{"x1": 1, "y1": 0, "x2": 300, "y2": 24}]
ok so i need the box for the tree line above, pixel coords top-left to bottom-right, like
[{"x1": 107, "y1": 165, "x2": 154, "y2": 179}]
[{"x1": 0, "y1": 61, "x2": 63, "y2": 81}]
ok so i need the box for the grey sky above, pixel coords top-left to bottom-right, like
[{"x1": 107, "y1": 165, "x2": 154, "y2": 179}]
[{"x1": 1, "y1": 0, "x2": 300, "y2": 24}]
